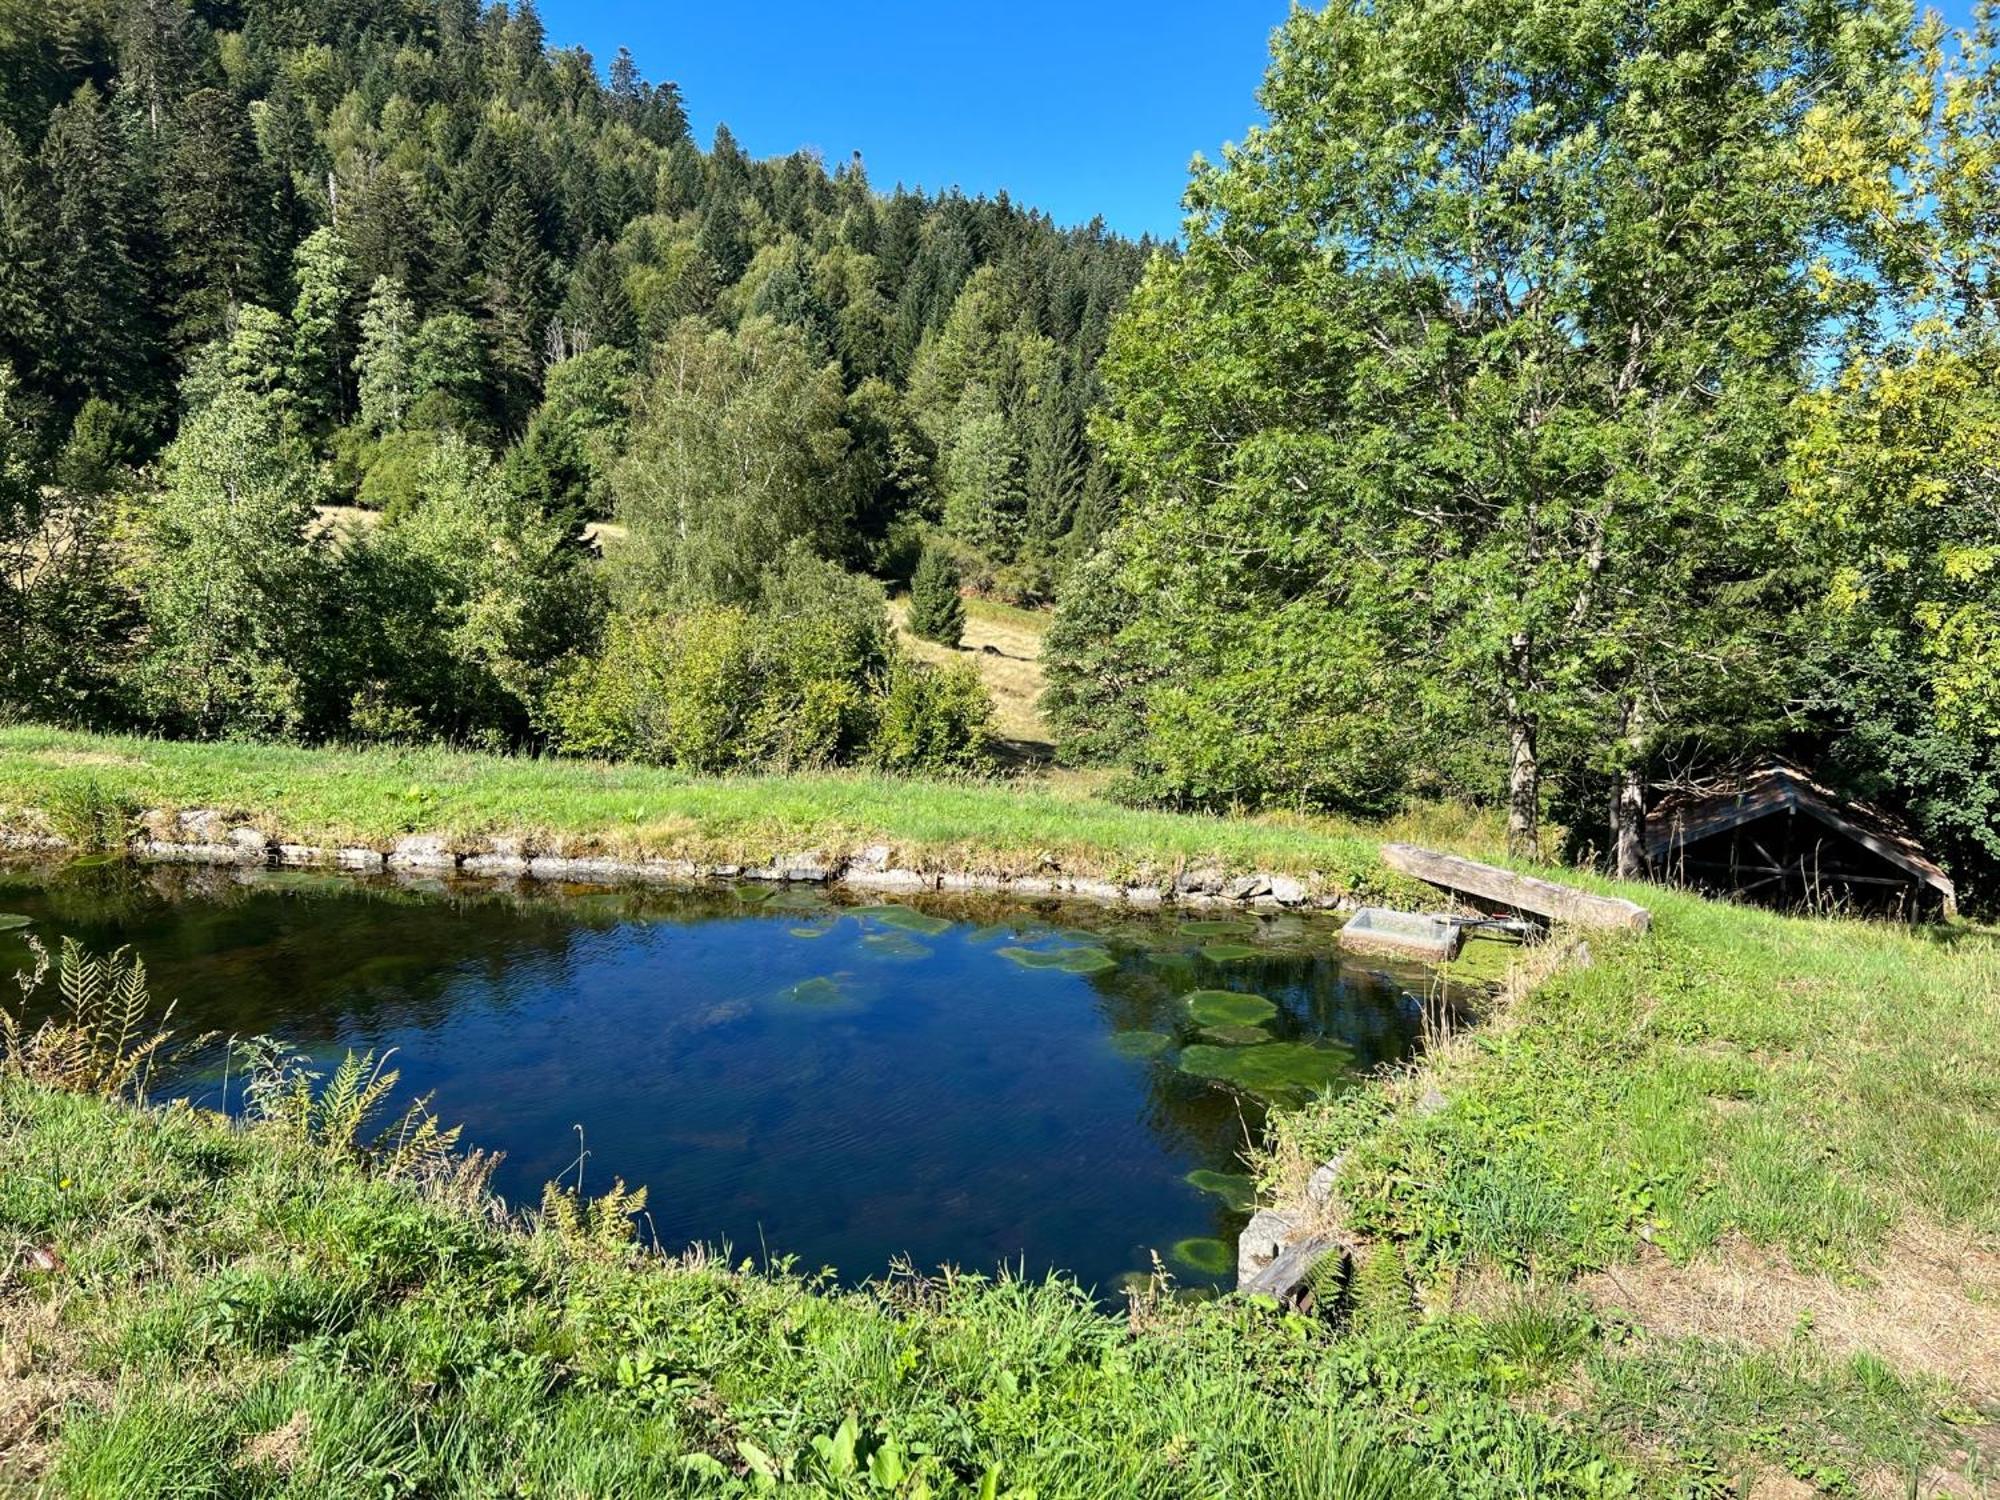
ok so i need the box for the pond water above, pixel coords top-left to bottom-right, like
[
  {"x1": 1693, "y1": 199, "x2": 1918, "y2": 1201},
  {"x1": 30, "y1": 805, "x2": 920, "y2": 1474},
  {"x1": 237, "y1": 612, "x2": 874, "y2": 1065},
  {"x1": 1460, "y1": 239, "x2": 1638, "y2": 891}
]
[{"x1": 0, "y1": 863, "x2": 1452, "y2": 1295}]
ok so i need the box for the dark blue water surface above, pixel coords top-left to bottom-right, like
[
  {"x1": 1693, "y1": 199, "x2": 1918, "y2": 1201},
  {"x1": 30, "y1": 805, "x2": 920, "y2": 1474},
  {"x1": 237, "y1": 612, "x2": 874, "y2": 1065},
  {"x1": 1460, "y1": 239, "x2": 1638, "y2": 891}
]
[{"x1": 0, "y1": 863, "x2": 1447, "y2": 1294}]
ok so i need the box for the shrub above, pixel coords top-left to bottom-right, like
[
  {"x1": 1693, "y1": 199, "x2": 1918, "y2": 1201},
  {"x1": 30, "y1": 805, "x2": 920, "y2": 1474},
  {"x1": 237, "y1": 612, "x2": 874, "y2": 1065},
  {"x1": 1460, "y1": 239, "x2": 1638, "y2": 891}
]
[
  {"x1": 871, "y1": 658, "x2": 994, "y2": 774},
  {"x1": 906, "y1": 540, "x2": 965, "y2": 646},
  {"x1": 544, "y1": 606, "x2": 758, "y2": 771}
]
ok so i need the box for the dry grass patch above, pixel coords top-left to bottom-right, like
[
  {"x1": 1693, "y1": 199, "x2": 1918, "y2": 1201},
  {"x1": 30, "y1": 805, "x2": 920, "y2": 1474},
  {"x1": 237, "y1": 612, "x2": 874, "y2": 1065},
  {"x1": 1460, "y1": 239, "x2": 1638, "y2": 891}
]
[
  {"x1": 0, "y1": 1278, "x2": 101, "y2": 1488},
  {"x1": 27, "y1": 750, "x2": 147, "y2": 771},
  {"x1": 1580, "y1": 1226, "x2": 2000, "y2": 1401},
  {"x1": 889, "y1": 594, "x2": 1053, "y2": 756}
]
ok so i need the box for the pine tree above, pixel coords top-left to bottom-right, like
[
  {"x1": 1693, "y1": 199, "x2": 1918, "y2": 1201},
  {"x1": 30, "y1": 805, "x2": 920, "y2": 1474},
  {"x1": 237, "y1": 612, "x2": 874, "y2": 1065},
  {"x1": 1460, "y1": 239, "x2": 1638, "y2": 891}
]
[{"x1": 907, "y1": 540, "x2": 965, "y2": 647}]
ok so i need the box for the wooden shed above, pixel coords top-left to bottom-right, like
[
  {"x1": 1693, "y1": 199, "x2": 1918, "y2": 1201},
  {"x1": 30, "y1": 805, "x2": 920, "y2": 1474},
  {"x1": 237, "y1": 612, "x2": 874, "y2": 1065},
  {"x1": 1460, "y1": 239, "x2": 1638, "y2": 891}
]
[{"x1": 1645, "y1": 764, "x2": 1956, "y2": 919}]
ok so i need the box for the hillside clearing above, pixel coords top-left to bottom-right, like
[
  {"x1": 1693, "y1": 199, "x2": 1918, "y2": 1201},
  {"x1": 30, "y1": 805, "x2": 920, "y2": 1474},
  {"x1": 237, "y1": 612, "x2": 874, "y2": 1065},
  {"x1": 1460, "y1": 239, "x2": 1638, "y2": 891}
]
[{"x1": 888, "y1": 594, "x2": 1054, "y2": 758}]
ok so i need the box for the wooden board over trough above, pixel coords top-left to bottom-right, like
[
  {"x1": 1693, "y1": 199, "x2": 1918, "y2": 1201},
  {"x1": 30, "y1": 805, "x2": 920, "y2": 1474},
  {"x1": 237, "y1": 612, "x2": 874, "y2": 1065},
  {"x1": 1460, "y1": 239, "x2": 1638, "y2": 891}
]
[
  {"x1": 1381, "y1": 844, "x2": 1651, "y2": 933},
  {"x1": 1645, "y1": 763, "x2": 1956, "y2": 919}
]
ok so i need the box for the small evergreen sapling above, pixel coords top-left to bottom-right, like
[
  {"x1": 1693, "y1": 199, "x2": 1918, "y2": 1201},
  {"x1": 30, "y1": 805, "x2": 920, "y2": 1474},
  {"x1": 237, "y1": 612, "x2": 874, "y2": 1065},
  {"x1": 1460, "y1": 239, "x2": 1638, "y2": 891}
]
[{"x1": 908, "y1": 541, "x2": 965, "y2": 647}]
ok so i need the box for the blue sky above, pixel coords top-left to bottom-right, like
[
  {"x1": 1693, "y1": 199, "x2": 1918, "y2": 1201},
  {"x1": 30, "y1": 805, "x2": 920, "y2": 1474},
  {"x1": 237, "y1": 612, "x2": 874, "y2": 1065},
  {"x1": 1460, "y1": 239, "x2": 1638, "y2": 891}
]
[{"x1": 538, "y1": 1, "x2": 1292, "y2": 242}]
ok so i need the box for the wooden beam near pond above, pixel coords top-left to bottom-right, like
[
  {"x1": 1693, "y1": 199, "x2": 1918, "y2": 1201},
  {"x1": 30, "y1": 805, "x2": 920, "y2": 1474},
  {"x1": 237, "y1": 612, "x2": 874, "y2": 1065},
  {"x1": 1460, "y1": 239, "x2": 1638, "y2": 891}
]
[{"x1": 1380, "y1": 844, "x2": 1651, "y2": 933}]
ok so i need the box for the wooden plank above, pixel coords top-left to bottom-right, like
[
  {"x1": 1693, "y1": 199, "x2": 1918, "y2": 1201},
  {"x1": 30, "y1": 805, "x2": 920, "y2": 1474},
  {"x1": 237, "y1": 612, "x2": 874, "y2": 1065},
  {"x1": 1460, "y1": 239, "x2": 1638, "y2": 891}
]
[
  {"x1": 1380, "y1": 844, "x2": 1651, "y2": 933},
  {"x1": 1239, "y1": 1234, "x2": 1345, "y2": 1301}
]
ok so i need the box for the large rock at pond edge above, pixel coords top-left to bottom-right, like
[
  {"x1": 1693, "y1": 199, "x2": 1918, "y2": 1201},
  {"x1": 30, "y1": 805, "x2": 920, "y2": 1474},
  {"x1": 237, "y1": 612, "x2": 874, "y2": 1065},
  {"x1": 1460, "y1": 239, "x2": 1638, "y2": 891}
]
[{"x1": 387, "y1": 835, "x2": 456, "y2": 871}]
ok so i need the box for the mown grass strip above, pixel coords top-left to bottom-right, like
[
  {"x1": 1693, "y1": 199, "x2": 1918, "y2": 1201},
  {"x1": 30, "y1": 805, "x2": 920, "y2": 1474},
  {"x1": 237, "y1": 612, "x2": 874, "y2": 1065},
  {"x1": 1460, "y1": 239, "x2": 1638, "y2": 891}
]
[{"x1": 0, "y1": 725, "x2": 1415, "y2": 894}]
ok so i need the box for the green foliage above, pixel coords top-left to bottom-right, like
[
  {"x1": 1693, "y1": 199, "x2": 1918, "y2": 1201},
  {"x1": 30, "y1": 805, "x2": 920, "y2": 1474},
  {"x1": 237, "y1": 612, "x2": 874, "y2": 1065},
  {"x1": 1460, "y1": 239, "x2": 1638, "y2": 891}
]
[
  {"x1": 870, "y1": 657, "x2": 994, "y2": 775},
  {"x1": 611, "y1": 316, "x2": 858, "y2": 608},
  {"x1": 0, "y1": 367, "x2": 128, "y2": 723},
  {"x1": 502, "y1": 346, "x2": 634, "y2": 527},
  {"x1": 288, "y1": 227, "x2": 355, "y2": 430},
  {"x1": 130, "y1": 385, "x2": 327, "y2": 739},
  {"x1": 236, "y1": 1040, "x2": 464, "y2": 1180},
  {"x1": 906, "y1": 538, "x2": 965, "y2": 646},
  {"x1": 338, "y1": 435, "x2": 600, "y2": 746},
  {"x1": 43, "y1": 777, "x2": 138, "y2": 853},
  {"x1": 0, "y1": 3, "x2": 1148, "y2": 780},
  {"x1": 355, "y1": 275, "x2": 416, "y2": 435},
  {"x1": 539, "y1": 1177, "x2": 649, "y2": 1261},
  {"x1": 1350, "y1": 1242, "x2": 1413, "y2": 1339},
  {"x1": 1060, "y1": 0, "x2": 1902, "y2": 859}
]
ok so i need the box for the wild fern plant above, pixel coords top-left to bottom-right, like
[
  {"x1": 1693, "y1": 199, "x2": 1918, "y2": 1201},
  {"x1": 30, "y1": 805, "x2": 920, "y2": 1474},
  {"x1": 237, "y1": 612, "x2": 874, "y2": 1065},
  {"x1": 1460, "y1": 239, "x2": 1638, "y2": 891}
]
[
  {"x1": 234, "y1": 1040, "x2": 463, "y2": 1179},
  {"x1": 2, "y1": 936, "x2": 177, "y2": 1097},
  {"x1": 1350, "y1": 1241, "x2": 1416, "y2": 1338},
  {"x1": 538, "y1": 1177, "x2": 648, "y2": 1261}
]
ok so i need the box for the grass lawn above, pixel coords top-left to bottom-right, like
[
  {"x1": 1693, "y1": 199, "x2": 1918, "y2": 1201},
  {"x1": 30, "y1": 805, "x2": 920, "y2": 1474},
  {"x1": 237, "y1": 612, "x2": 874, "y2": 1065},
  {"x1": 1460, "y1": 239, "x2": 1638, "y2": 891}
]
[
  {"x1": 1275, "y1": 886, "x2": 2000, "y2": 1491},
  {"x1": 0, "y1": 724, "x2": 1429, "y2": 898}
]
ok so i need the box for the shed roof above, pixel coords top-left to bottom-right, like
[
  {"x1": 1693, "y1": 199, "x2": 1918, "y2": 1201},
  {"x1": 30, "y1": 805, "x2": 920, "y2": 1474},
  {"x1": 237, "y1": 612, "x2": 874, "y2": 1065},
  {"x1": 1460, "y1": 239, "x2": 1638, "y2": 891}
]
[{"x1": 1645, "y1": 763, "x2": 1955, "y2": 913}]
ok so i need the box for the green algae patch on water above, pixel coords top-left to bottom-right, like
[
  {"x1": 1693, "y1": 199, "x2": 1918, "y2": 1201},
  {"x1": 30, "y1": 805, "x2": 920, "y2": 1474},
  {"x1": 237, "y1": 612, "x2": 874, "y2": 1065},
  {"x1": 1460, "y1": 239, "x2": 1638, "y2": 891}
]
[
  {"x1": 0, "y1": 914, "x2": 31, "y2": 931},
  {"x1": 734, "y1": 886, "x2": 777, "y2": 904},
  {"x1": 1183, "y1": 989, "x2": 1278, "y2": 1026},
  {"x1": 995, "y1": 946, "x2": 1116, "y2": 975},
  {"x1": 854, "y1": 905, "x2": 952, "y2": 936},
  {"x1": 1108, "y1": 1030, "x2": 1175, "y2": 1060},
  {"x1": 1178, "y1": 1041, "x2": 1354, "y2": 1100},
  {"x1": 1200, "y1": 942, "x2": 1261, "y2": 962},
  {"x1": 1185, "y1": 1169, "x2": 1256, "y2": 1212},
  {"x1": 787, "y1": 922, "x2": 836, "y2": 939},
  {"x1": 863, "y1": 931, "x2": 931, "y2": 960},
  {"x1": 782, "y1": 976, "x2": 846, "y2": 1005},
  {"x1": 1201, "y1": 1023, "x2": 1273, "y2": 1046},
  {"x1": 1170, "y1": 1237, "x2": 1234, "y2": 1275}
]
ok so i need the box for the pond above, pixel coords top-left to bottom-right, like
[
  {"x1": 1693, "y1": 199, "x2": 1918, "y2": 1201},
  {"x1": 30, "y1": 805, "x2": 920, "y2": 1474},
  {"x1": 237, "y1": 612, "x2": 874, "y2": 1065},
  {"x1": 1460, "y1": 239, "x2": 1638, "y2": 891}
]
[{"x1": 0, "y1": 862, "x2": 1455, "y2": 1296}]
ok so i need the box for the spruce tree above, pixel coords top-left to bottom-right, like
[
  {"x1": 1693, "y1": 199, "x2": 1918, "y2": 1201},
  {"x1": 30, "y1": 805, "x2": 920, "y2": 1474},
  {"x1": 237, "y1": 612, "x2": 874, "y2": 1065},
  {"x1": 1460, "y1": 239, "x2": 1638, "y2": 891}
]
[
  {"x1": 696, "y1": 189, "x2": 750, "y2": 283},
  {"x1": 163, "y1": 87, "x2": 270, "y2": 350},
  {"x1": 480, "y1": 183, "x2": 554, "y2": 423},
  {"x1": 907, "y1": 540, "x2": 965, "y2": 647},
  {"x1": 562, "y1": 240, "x2": 637, "y2": 351},
  {"x1": 40, "y1": 86, "x2": 155, "y2": 403},
  {"x1": 0, "y1": 125, "x2": 49, "y2": 384}
]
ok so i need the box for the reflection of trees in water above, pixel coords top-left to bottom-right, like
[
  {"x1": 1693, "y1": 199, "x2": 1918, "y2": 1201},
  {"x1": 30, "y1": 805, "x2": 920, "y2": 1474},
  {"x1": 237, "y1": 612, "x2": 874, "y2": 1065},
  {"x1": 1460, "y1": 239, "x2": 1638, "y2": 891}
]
[{"x1": 0, "y1": 864, "x2": 797, "y2": 1045}]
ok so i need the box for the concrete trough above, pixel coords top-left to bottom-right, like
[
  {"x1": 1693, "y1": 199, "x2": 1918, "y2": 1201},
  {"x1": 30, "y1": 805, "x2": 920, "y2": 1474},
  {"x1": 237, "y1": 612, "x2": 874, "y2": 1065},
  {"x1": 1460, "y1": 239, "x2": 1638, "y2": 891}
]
[{"x1": 1336, "y1": 907, "x2": 1465, "y2": 963}]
